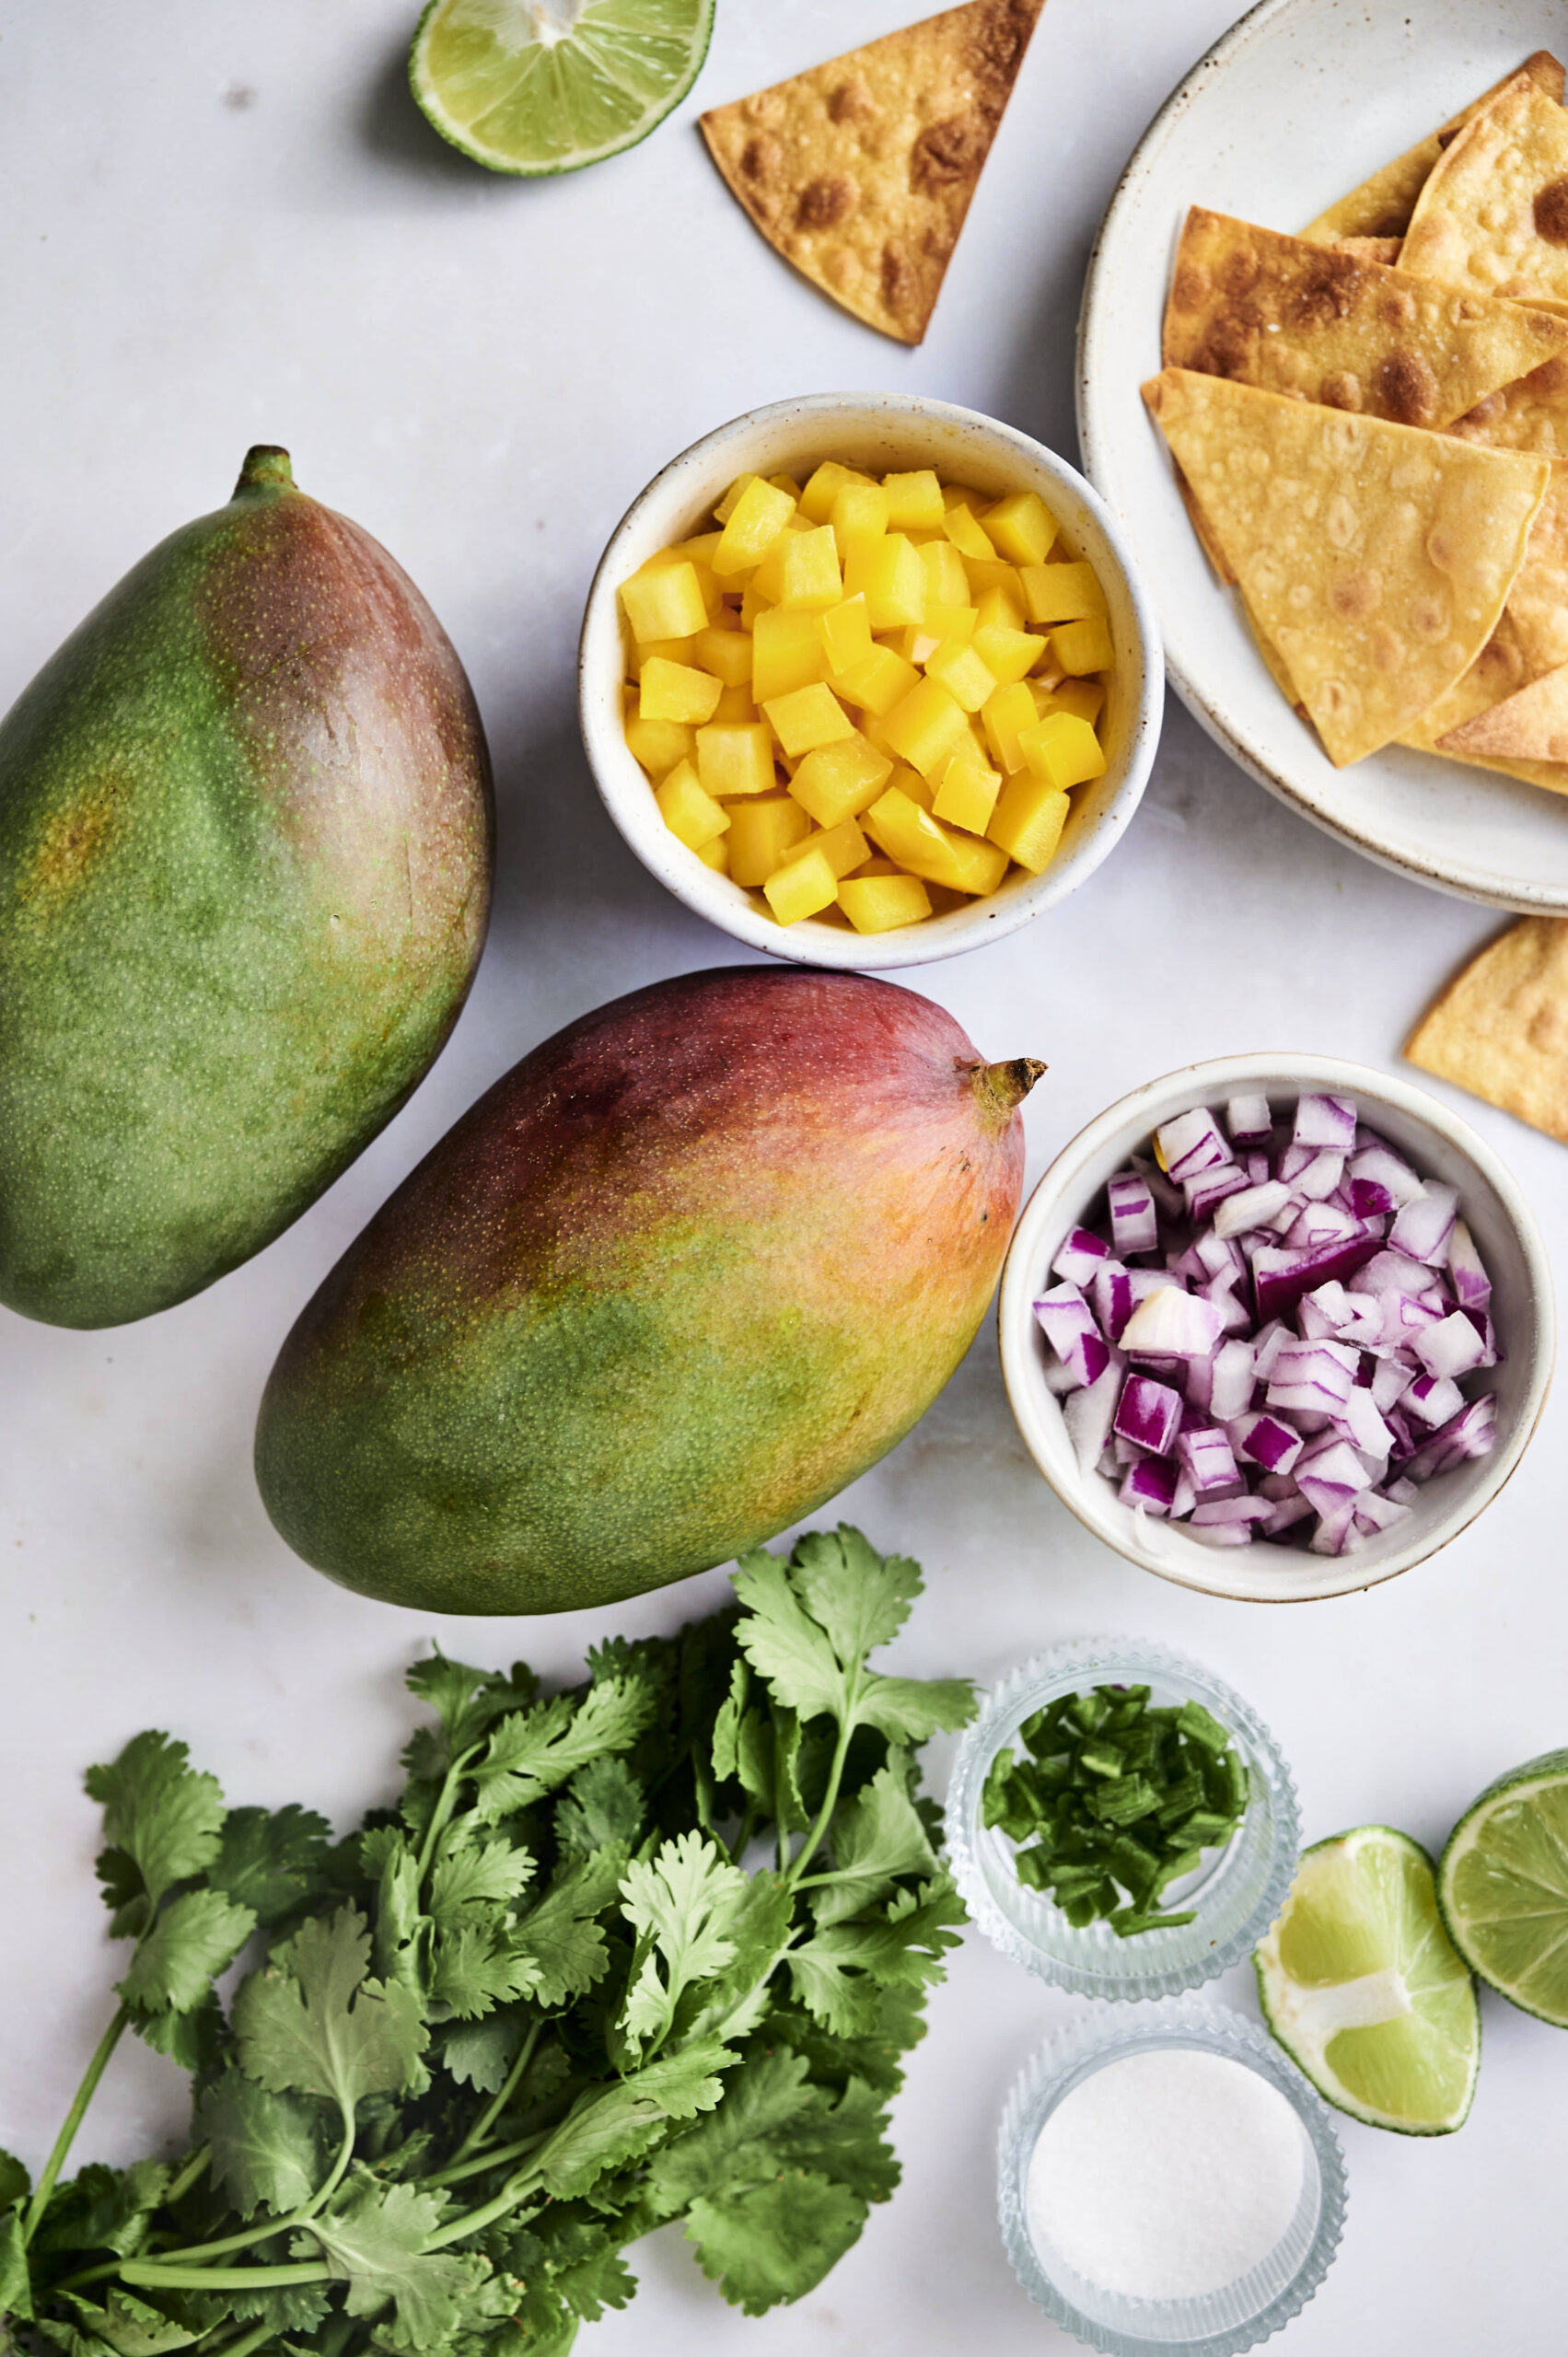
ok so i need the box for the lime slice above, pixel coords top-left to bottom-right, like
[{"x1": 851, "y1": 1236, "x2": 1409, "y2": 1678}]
[
  {"x1": 1254, "y1": 1826, "x2": 1479, "y2": 2135},
  {"x1": 1439, "y1": 1748, "x2": 1568, "y2": 2026},
  {"x1": 410, "y1": 0, "x2": 715, "y2": 178}
]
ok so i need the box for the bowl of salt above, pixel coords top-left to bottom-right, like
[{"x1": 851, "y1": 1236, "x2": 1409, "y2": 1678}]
[{"x1": 998, "y1": 1995, "x2": 1346, "y2": 2354}]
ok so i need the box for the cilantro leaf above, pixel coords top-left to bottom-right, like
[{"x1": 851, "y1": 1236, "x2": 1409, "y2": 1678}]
[
  {"x1": 730, "y1": 1552, "x2": 843, "y2": 1724},
  {"x1": 210, "y1": 1806, "x2": 331, "y2": 1926},
  {"x1": 116, "y1": 1890, "x2": 255, "y2": 2014},
  {"x1": 554, "y1": 1756, "x2": 643, "y2": 1857},
  {"x1": 789, "y1": 1526, "x2": 920, "y2": 1666},
  {"x1": 532, "y1": 2043, "x2": 735, "y2": 2201},
  {"x1": 643, "y1": 2048, "x2": 818, "y2": 2216},
  {"x1": 620, "y1": 1834, "x2": 748, "y2": 2049},
  {"x1": 439, "y1": 2015, "x2": 518, "y2": 2095},
  {"x1": 508, "y1": 1850, "x2": 626, "y2": 2010},
  {"x1": 808, "y1": 1759, "x2": 935, "y2": 1928},
  {"x1": 684, "y1": 2170, "x2": 865, "y2": 2316},
  {"x1": 675, "y1": 1871, "x2": 794, "y2": 2049},
  {"x1": 0, "y1": 2207, "x2": 31, "y2": 2322},
  {"x1": 787, "y1": 1875, "x2": 967, "y2": 2033},
  {"x1": 469, "y1": 1678, "x2": 656, "y2": 1821},
  {"x1": 196, "y1": 2066, "x2": 326, "y2": 2219},
  {"x1": 404, "y1": 1652, "x2": 539, "y2": 1777},
  {"x1": 428, "y1": 1840, "x2": 534, "y2": 1919},
  {"x1": 298, "y1": 2178, "x2": 482, "y2": 2351},
  {"x1": 709, "y1": 1663, "x2": 748, "y2": 1786},
  {"x1": 429, "y1": 1921, "x2": 532, "y2": 2021},
  {"x1": 32, "y1": 2164, "x2": 170, "y2": 2260},
  {"x1": 85, "y1": 1735, "x2": 226, "y2": 1929},
  {"x1": 232, "y1": 1909, "x2": 426, "y2": 2118},
  {"x1": 0, "y1": 2149, "x2": 30, "y2": 2211},
  {"x1": 55, "y1": 2290, "x2": 198, "y2": 2356},
  {"x1": 773, "y1": 2075, "x2": 899, "y2": 2203}
]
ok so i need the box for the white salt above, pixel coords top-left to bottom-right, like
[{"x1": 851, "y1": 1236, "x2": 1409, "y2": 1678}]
[{"x1": 1026, "y1": 2048, "x2": 1305, "y2": 2301}]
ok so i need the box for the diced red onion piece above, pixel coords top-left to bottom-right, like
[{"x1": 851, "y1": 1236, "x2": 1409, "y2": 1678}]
[
  {"x1": 1390, "y1": 1182, "x2": 1458, "y2": 1267},
  {"x1": 1251, "y1": 1230, "x2": 1380, "y2": 1321},
  {"x1": 1349, "y1": 1143, "x2": 1427, "y2": 1208},
  {"x1": 1156, "y1": 1107, "x2": 1231, "y2": 1183},
  {"x1": 1131, "y1": 1154, "x2": 1186, "y2": 1223},
  {"x1": 1114, "y1": 1374, "x2": 1183, "y2": 1457},
  {"x1": 1295, "y1": 1093, "x2": 1358, "y2": 1152},
  {"x1": 1353, "y1": 1492, "x2": 1411, "y2": 1536},
  {"x1": 1286, "y1": 1202, "x2": 1361, "y2": 1250},
  {"x1": 1191, "y1": 1494, "x2": 1273, "y2": 1527},
  {"x1": 1185, "y1": 1163, "x2": 1250, "y2": 1220},
  {"x1": 1340, "y1": 1385, "x2": 1395, "y2": 1460},
  {"x1": 1298, "y1": 1280, "x2": 1354, "y2": 1338},
  {"x1": 1296, "y1": 1439, "x2": 1374, "y2": 1503},
  {"x1": 1107, "y1": 1172, "x2": 1159, "y2": 1258},
  {"x1": 1403, "y1": 1395, "x2": 1498, "y2": 1482},
  {"x1": 1263, "y1": 1492, "x2": 1316, "y2": 1537},
  {"x1": 1171, "y1": 1469, "x2": 1198, "y2": 1518},
  {"x1": 1195, "y1": 1230, "x2": 1245, "y2": 1282},
  {"x1": 1208, "y1": 1338, "x2": 1256, "y2": 1421},
  {"x1": 1119, "y1": 1287, "x2": 1225, "y2": 1360},
  {"x1": 1267, "y1": 1337, "x2": 1359, "y2": 1415},
  {"x1": 1053, "y1": 1225, "x2": 1112, "y2": 1286},
  {"x1": 1230, "y1": 1411, "x2": 1303, "y2": 1475},
  {"x1": 1120, "y1": 1457, "x2": 1178, "y2": 1515},
  {"x1": 1091, "y1": 1261, "x2": 1135, "y2": 1342},
  {"x1": 1178, "y1": 1424, "x2": 1241, "y2": 1494},
  {"x1": 1413, "y1": 1309, "x2": 1488, "y2": 1381},
  {"x1": 1214, "y1": 1179, "x2": 1291, "y2": 1240},
  {"x1": 1309, "y1": 1497, "x2": 1362, "y2": 1555},
  {"x1": 1295, "y1": 1150, "x2": 1347, "y2": 1202},
  {"x1": 1226, "y1": 1093, "x2": 1272, "y2": 1146},
  {"x1": 1064, "y1": 1360, "x2": 1121, "y2": 1474},
  {"x1": 1404, "y1": 1371, "x2": 1466, "y2": 1428},
  {"x1": 1446, "y1": 1218, "x2": 1493, "y2": 1310}
]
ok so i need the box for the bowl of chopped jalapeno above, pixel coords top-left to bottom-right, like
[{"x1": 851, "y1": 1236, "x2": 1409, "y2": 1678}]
[{"x1": 946, "y1": 1636, "x2": 1300, "y2": 2000}]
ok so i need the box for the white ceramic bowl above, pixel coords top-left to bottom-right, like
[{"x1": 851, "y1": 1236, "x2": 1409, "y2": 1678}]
[
  {"x1": 578, "y1": 391, "x2": 1164, "y2": 970},
  {"x1": 998, "y1": 1054, "x2": 1555, "y2": 1603}
]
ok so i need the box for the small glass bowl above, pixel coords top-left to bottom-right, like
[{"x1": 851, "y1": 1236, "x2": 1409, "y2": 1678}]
[
  {"x1": 998, "y1": 1996, "x2": 1347, "y2": 2356},
  {"x1": 946, "y1": 1638, "x2": 1299, "y2": 2000}
]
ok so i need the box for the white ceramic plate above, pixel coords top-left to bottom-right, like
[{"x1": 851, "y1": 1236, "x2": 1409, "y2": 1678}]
[{"x1": 1078, "y1": 0, "x2": 1568, "y2": 912}]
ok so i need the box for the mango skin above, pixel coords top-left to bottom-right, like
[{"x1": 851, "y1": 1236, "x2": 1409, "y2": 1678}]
[
  {"x1": 255, "y1": 967, "x2": 1034, "y2": 1614},
  {"x1": 0, "y1": 447, "x2": 493, "y2": 1328}
]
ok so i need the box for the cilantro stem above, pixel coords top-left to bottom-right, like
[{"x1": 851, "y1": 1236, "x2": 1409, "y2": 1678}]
[
  {"x1": 424, "y1": 2126, "x2": 549, "y2": 2189},
  {"x1": 121, "y1": 2259, "x2": 331, "y2": 2292},
  {"x1": 785, "y1": 1719, "x2": 854, "y2": 1887},
  {"x1": 164, "y1": 2143, "x2": 211, "y2": 2205},
  {"x1": 413, "y1": 1745, "x2": 481, "y2": 1886},
  {"x1": 150, "y1": 2118, "x2": 354, "y2": 2266},
  {"x1": 203, "y1": 2324, "x2": 281, "y2": 2357},
  {"x1": 445, "y1": 2017, "x2": 544, "y2": 2165},
  {"x1": 22, "y1": 2004, "x2": 129, "y2": 2246},
  {"x1": 420, "y1": 2168, "x2": 543, "y2": 2249}
]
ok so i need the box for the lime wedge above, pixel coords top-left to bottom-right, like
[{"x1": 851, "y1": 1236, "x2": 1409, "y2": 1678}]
[
  {"x1": 1439, "y1": 1748, "x2": 1568, "y2": 2027},
  {"x1": 1254, "y1": 1826, "x2": 1480, "y2": 2135},
  {"x1": 410, "y1": 0, "x2": 714, "y2": 177}
]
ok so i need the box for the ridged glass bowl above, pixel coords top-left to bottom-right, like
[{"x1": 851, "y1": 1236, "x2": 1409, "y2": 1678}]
[
  {"x1": 946, "y1": 1638, "x2": 1299, "y2": 2000},
  {"x1": 998, "y1": 1996, "x2": 1348, "y2": 2355}
]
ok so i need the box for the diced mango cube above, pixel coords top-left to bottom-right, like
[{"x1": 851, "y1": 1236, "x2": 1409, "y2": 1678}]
[
  {"x1": 831, "y1": 644, "x2": 921, "y2": 717},
  {"x1": 864, "y1": 787, "x2": 1005, "y2": 893},
  {"x1": 899, "y1": 605, "x2": 977, "y2": 665},
  {"x1": 693, "y1": 625, "x2": 752, "y2": 688},
  {"x1": 1018, "y1": 709, "x2": 1108, "y2": 790},
  {"x1": 639, "y1": 657, "x2": 724, "y2": 726},
  {"x1": 1047, "y1": 677, "x2": 1107, "y2": 726},
  {"x1": 988, "y1": 773, "x2": 1071, "y2": 872},
  {"x1": 752, "y1": 606, "x2": 829, "y2": 702},
  {"x1": 637, "y1": 635, "x2": 697, "y2": 666},
  {"x1": 763, "y1": 683, "x2": 855, "y2": 759},
  {"x1": 818, "y1": 595, "x2": 875, "y2": 675},
  {"x1": 695, "y1": 832, "x2": 730, "y2": 874},
  {"x1": 763, "y1": 842, "x2": 840, "y2": 924},
  {"x1": 919, "y1": 539, "x2": 971, "y2": 607},
  {"x1": 714, "y1": 473, "x2": 760, "y2": 524},
  {"x1": 800, "y1": 459, "x2": 878, "y2": 522},
  {"x1": 1021, "y1": 559, "x2": 1107, "y2": 625},
  {"x1": 726, "y1": 794, "x2": 811, "y2": 885},
  {"x1": 756, "y1": 523, "x2": 842, "y2": 611},
  {"x1": 620, "y1": 561, "x2": 709, "y2": 644},
  {"x1": 656, "y1": 760, "x2": 730, "y2": 850},
  {"x1": 830, "y1": 481, "x2": 890, "y2": 553},
  {"x1": 983, "y1": 491, "x2": 1059, "y2": 566},
  {"x1": 973, "y1": 623, "x2": 1048, "y2": 688},
  {"x1": 963, "y1": 556, "x2": 1026, "y2": 605},
  {"x1": 625, "y1": 714, "x2": 696, "y2": 777},
  {"x1": 712, "y1": 684, "x2": 757, "y2": 723},
  {"x1": 768, "y1": 473, "x2": 803, "y2": 501},
  {"x1": 713, "y1": 477, "x2": 796, "y2": 576},
  {"x1": 933, "y1": 746, "x2": 1002, "y2": 834},
  {"x1": 975, "y1": 583, "x2": 1027, "y2": 634},
  {"x1": 923, "y1": 638, "x2": 999, "y2": 715},
  {"x1": 779, "y1": 815, "x2": 870, "y2": 880},
  {"x1": 944, "y1": 503, "x2": 996, "y2": 561},
  {"x1": 788, "y1": 733, "x2": 892, "y2": 827},
  {"x1": 882, "y1": 470, "x2": 946, "y2": 530},
  {"x1": 981, "y1": 680, "x2": 1040, "y2": 773},
  {"x1": 839, "y1": 871, "x2": 934, "y2": 933},
  {"x1": 1052, "y1": 614, "x2": 1116, "y2": 675},
  {"x1": 696, "y1": 722, "x2": 776, "y2": 799},
  {"x1": 843, "y1": 533, "x2": 926, "y2": 631},
  {"x1": 881, "y1": 676, "x2": 969, "y2": 776}
]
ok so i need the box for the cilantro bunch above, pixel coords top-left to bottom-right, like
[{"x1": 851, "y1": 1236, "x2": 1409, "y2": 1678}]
[{"x1": 1, "y1": 1528, "x2": 975, "y2": 2357}]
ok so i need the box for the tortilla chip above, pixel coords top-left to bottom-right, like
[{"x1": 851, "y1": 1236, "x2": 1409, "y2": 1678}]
[
  {"x1": 1143, "y1": 367, "x2": 1551, "y2": 764},
  {"x1": 1401, "y1": 77, "x2": 1568, "y2": 301},
  {"x1": 1406, "y1": 916, "x2": 1568, "y2": 1142},
  {"x1": 1174, "y1": 461, "x2": 1237, "y2": 586},
  {"x1": 1162, "y1": 208, "x2": 1568, "y2": 427},
  {"x1": 1439, "y1": 656, "x2": 1568, "y2": 760},
  {"x1": 698, "y1": 0, "x2": 1043, "y2": 345},
  {"x1": 1448, "y1": 350, "x2": 1568, "y2": 456},
  {"x1": 1502, "y1": 464, "x2": 1568, "y2": 676},
  {"x1": 1338, "y1": 237, "x2": 1404, "y2": 267},
  {"x1": 1303, "y1": 53, "x2": 1564, "y2": 243}
]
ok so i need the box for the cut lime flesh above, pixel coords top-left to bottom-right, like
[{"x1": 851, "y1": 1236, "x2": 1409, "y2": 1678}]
[
  {"x1": 1255, "y1": 1825, "x2": 1479, "y2": 2135},
  {"x1": 1439, "y1": 1748, "x2": 1568, "y2": 2027},
  {"x1": 411, "y1": 0, "x2": 714, "y2": 177}
]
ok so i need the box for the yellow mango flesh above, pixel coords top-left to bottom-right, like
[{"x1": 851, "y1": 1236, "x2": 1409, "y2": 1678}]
[
  {"x1": 1052, "y1": 614, "x2": 1115, "y2": 676},
  {"x1": 726, "y1": 794, "x2": 810, "y2": 885},
  {"x1": 763, "y1": 683, "x2": 854, "y2": 759},
  {"x1": 989, "y1": 773, "x2": 1072, "y2": 871},
  {"x1": 839, "y1": 871, "x2": 933, "y2": 932},
  {"x1": 1018, "y1": 710, "x2": 1108, "y2": 790},
  {"x1": 639, "y1": 657, "x2": 723, "y2": 726},
  {"x1": 656, "y1": 761, "x2": 730, "y2": 850},
  {"x1": 788, "y1": 734, "x2": 892, "y2": 828},
  {"x1": 763, "y1": 842, "x2": 839, "y2": 924}
]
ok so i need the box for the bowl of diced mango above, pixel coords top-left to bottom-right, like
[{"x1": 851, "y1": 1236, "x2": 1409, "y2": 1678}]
[{"x1": 579, "y1": 391, "x2": 1164, "y2": 968}]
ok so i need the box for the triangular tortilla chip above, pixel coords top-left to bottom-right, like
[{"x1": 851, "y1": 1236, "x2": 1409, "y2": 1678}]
[
  {"x1": 1401, "y1": 76, "x2": 1568, "y2": 300},
  {"x1": 1400, "y1": 621, "x2": 1568, "y2": 800},
  {"x1": 1144, "y1": 368, "x2": 1551, "y2": 764},
  {"x1": 1163, "y1": 208, "x2": 1568, "y2": 426},
  {"x1": 1440, "y1": 657, "x2": 1568, "y2": 760},
  {"x1": 1303, "y1": 53, "x2": 1564, "y2": 243},
  {"x1": 698, "y1": 0, "x2": 1042, "y2": 344},
  {"x1": 1406, "y1": 916, "x2": 1568, "y2": 1142},
  {"x1": 1448, "y1": 350, "x2": 1568, "y2": 456}
]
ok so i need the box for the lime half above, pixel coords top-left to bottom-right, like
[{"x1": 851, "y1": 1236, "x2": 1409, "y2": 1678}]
[
  {"x1": 410, "y1": 0, "x2": 714, "y2": 177},
  {"x1": 1439, "y1": 1748, "x2": 1568, "y2": 2027},
  {"x1": 1254, "y1": 1826, "x2": 1480, "y2": 2135}
]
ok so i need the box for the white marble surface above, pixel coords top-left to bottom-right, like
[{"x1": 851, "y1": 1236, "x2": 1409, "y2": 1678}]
[{"x1": 3, "y1": 4, "x2": 1567, "y2": 2351}]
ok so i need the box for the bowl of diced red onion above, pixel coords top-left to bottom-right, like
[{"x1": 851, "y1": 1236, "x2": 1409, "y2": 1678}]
[{"x1": 998, "y1": 1056, "x2": 1554, "y2": 1602}]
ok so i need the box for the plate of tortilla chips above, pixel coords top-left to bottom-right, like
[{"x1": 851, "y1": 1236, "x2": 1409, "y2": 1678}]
[{"x1": 1079, "y1": 0, "x2": 1568, "y2": 911}]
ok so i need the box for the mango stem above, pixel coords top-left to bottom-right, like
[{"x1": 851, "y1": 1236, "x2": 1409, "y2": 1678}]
[
  {"x1": 233, "y1": 446, "x2": 295, "y2": 497},
  {"x1": 969, "y1": 1056, "x2": 1046, "y2": 1125}
]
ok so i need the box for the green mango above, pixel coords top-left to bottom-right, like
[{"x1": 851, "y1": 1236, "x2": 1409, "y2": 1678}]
[
  {"x1": 0, "y1": 446, "x2": 493, "y2": 1327},
  {"x1": 255, "y1": 966, "x2": 1041, "y2": 1615}
]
